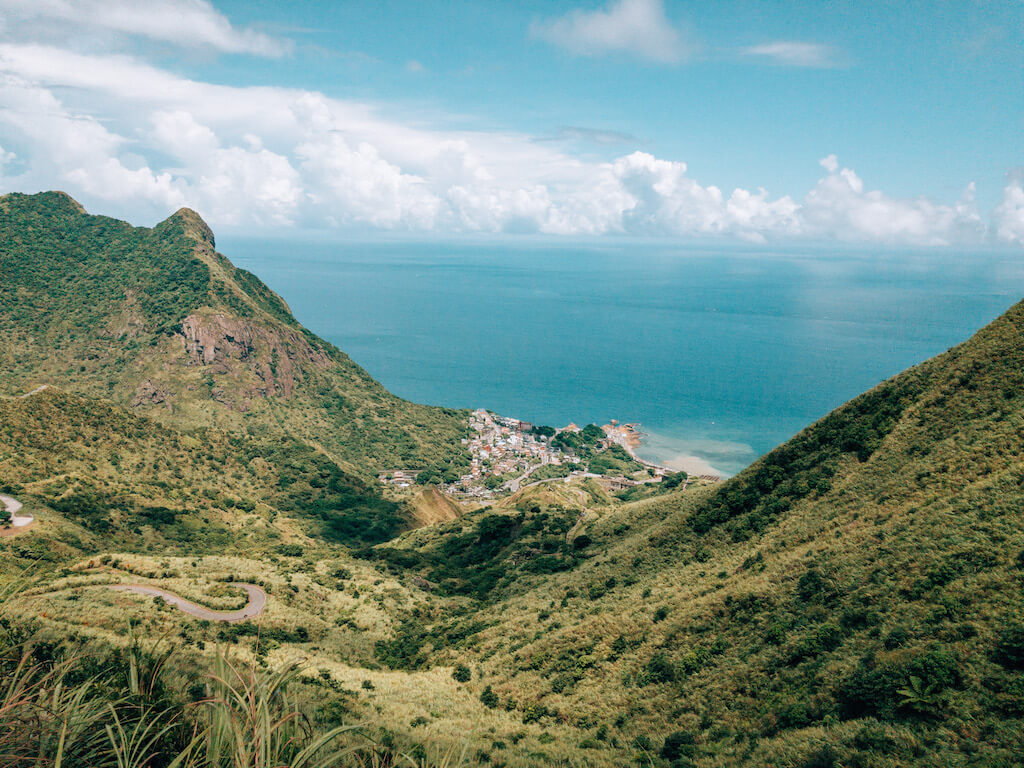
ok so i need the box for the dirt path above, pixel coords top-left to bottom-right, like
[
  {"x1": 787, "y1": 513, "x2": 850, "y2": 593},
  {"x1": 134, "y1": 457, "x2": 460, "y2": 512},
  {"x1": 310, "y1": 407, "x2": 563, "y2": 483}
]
[
  {"x1": 107, "y1": 583, "x2": 267, "y2": 622},
  {"x1": 0, "y1": 494, "x2": 34, "y2": 535}
]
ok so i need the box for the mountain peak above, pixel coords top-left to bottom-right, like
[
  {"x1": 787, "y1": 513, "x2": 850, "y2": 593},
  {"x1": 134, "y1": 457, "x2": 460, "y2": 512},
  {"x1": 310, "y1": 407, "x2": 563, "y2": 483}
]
[
  {"x1": 158, "y1": 207, "x2": 215, "y2": 249},
  {"x1": 0, "y1": 190, "x2": 86, "y2": 216},
  {"x1": 48, "y1": 190, "x2": 87, "y2": 214}
]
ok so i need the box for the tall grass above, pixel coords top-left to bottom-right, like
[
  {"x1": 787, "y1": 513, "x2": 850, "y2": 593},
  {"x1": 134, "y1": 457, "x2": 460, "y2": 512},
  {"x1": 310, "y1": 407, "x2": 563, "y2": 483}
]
[{"x1": 0, "y1": 577, "x2": 466, "y2": 767}]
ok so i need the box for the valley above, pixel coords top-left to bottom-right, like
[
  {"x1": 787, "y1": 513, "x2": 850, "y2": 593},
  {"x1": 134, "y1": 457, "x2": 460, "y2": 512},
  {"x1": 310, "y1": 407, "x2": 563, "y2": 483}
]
[{"x1": 1, "y1": 193, "x2": 1022, "y2": 767}]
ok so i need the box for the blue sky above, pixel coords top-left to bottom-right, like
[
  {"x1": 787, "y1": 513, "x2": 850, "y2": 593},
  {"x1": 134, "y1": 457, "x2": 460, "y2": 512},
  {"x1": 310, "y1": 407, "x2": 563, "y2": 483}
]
[
  {"x1": 211, "y1": 0, "x2": 1020, "y2": 205},
  {"x1": 0, "y1": 0, "x2": 1021, "y2": 244}
]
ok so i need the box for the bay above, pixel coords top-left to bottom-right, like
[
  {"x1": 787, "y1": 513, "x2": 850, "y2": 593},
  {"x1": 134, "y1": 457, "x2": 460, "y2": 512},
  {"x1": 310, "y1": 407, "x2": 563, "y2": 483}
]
[{"x1": 221, "y1": 237, "x2": 1024, "y2": 476}]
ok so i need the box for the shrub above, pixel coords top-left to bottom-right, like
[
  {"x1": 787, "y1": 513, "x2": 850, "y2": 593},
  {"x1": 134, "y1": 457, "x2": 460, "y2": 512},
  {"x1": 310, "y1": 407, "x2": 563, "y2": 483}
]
[
  {"x1": 572, "y1": 534, "x2": 592, "y2": 550},
  {"x1": 550, "y1": 674, "x2": 573, "y2": 694},
  {"x1": 452, "y1": 664, "x2": 471, "y2": 682},
  {"x1": 883, "y1": 626, "x2": 912, "y2": 650},
  {"x1": 480, "y1": 685, "x2": 499, "y2": 708},
  {"x1": 374, "y1": 620, "x2": 429, "y2": 670},
  {"x1": 642, "y1": 652, "x2": 676, "y2": 685},
  {"x1": 992, "y1": 624, "x2": 1024, "y2": 670},
  {"x1": 663, "y1": 472, "x2": 687, "y2": 489},
  {"x1": 796, "y1": 568, "x2": 830, "y2": 602},
  {"x1": 521, "y1": 702, "x2": 548, "y2": 723},
  {"x1": 661, "y1": 731, "x2": 695, "y2": 761},
  {"x1": 837, "y1": 648, "x2": 961, "y2": 721},
  {"x1": 632, "y1": 735, "x2": 653, "y2": 752}
]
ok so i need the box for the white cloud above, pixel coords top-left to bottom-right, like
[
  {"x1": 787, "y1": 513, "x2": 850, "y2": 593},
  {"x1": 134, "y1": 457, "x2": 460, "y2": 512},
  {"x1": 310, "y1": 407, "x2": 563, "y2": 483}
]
[
  {"x1": 742, "y1": 41, "x2": 839, "y2": 68},
  {"x1": 800, "y1": 157, "x2": 982, "y2": 245},
  {"x1": 597, "y1": 152, "x2": 800, "y2": 239},
  {"x1": 297, "y1": 133, "x2": 439, "y2": 229},
  {"x1": 994, "y1": 169, "x2": 1024, "y2": 243},
  {"x1": 405, "y1": 60, "x2": 425, "y2": 73},
  {"x1": 531, "y1": 0, "x2": 689, "y2": 64},
  {"x1": 0, "y1": 44, "x2": 1012, "y2": 246},
  {"x1": 0, "y1": 70, "x2": 187, "y2": 209},
  {"x1": 0, "y1": 141, "x2": 15, "y2": 180},
  {"x1": 0, "y1": 0, "x2": 289, "y2": 57}
]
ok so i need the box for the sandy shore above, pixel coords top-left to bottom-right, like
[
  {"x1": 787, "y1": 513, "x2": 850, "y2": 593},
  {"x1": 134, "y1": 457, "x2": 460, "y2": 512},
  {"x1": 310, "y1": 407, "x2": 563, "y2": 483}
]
[
  {"x1": 661, "y1": 453, "x2": 722, "y2": 477},
  {"x1": 603, "y1": 423, "x2": 724, "y2": 478}
]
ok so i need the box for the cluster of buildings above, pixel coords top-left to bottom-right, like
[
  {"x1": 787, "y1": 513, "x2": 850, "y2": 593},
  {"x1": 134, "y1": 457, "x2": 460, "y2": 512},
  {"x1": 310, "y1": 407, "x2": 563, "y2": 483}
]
[
  {"x1": 447, "y1": 410, "x2": 575, "y2": 498},
  {"x1": 378, "y1": 409, "x2": 711, "y2": 500}
]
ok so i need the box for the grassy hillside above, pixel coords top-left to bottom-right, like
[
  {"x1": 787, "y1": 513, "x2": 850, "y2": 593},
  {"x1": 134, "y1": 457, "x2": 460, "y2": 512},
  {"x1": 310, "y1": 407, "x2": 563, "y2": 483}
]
[
  {"x1": 427, "y1": 295, "x2": 1024, "y2": 765},
  {"x1": 0, "y1": 387, "x2": 411, "y2": 552},
  {"x1": 0, "y1": 191, "x2": 469, "y2": 476},
  {"x1": 2, "y1": 192, "x2": 1023, "y2": 767}
]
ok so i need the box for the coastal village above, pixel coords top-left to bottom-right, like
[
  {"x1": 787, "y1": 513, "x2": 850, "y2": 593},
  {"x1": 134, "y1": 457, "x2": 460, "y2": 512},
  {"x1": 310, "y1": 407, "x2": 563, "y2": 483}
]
[{"x1": 379, "y1": 409, "x2": 719, "y2": 499}]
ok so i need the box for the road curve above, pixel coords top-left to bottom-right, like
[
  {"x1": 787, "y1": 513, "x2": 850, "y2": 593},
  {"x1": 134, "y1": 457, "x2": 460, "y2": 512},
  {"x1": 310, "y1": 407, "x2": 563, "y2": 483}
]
[
  {"x1": 107, "y1": 583, "x2": 266, "y2": 623},
  {"x1": 0, "y1": 494, "x2": 34, "y2": 529}
]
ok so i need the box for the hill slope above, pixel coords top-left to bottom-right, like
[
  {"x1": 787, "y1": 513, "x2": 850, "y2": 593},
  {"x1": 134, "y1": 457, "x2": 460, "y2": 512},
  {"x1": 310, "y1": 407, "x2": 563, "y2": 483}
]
[
  {"x1": 429, "y1": 293, "x2": 1024, "y2": 765},
  {"x1": 0, "y1": 386, "x2": 411, "y2": 552},
  {"x1": 1, "y1": 193, "x2": 1022, "y2": 766},
  {"x1": 0, "y1": 191, "x2": 468, "y2": 476}
]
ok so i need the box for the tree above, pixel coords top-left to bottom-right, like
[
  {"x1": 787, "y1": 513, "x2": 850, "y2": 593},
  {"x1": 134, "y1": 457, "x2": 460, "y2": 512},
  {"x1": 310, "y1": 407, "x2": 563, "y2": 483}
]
[
  {"x1": 480, "y1": 685, "x2": 499, "y2": 708},
  {"x1": 663, "y1": 471, "x2": 687, "y2": 489}
]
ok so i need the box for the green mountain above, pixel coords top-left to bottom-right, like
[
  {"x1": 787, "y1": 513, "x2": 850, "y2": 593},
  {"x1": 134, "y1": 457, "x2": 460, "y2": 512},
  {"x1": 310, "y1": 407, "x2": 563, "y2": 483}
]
[
  {"x1": 0, "y1": 386, "x2": 408, "y2": 552},
  {"x1": 1, "y1": 195, "x2": 1022, "y2": 767},
  {"x1": 0, "y1": 191, "x2": 468, "y2": 477},
  {"x1": 436, "y1": 290, "x2": 1024, "y2": 765}
]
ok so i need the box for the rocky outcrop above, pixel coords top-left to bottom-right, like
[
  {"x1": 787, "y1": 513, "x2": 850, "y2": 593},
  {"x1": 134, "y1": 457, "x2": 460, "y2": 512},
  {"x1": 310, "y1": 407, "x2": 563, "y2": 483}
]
[
  {"x1": 177, "y1": 312, "x2": 331, "y2": 408},
  {"x1": 105, "y1": 293, "x2": 146, "y2": 340},
  {"x1": 132, "y1": 379, "x2": 170, "y2": 407}
]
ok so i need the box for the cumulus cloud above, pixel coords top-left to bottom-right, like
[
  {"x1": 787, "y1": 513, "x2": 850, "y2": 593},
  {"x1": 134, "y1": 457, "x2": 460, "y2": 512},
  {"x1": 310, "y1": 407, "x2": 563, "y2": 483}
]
[
  {"x1": 531, "y1": 0, "x2": 690, "y2": 64},
  {"x1": 801, "y1": 157, "x2": 982, "y2": 245},
  {"x1": 994, "y1": 169, "x2": 1024, "y2": 243},
  {"x1": 0, "y1": 0, "x2": 289, "y2": 56},
  {"x1": 0, "y1": 43, "x2": 1013, "y2": 246},
  {"x1": 742, "y1": 41, "x2": 840, "y2": 68},
  {"x1": 0, "y1": 141, "x2": 16, "y2": 180},
  {"x1": 0, "y1": 70, "x2": 187, "y2": 210}
]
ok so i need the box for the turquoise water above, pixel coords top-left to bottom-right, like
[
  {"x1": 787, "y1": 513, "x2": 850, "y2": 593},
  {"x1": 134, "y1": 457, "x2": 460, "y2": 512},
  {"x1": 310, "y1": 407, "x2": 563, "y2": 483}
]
[{"x1": 221, "y1": 237, "x2": 1024, "y2": 476}]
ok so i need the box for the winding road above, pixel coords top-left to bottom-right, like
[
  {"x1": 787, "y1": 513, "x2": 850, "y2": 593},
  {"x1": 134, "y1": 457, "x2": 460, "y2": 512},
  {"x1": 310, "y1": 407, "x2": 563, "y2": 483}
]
[
  {"x1": 107, "y1": 583, "x2": 267, "y2": 622},
  {"x1": 0, "y1": 494, "x2": 34, "y2": 532},
  {"x1": 1, "y1": 491, "x2": 263, "y2": 621}
]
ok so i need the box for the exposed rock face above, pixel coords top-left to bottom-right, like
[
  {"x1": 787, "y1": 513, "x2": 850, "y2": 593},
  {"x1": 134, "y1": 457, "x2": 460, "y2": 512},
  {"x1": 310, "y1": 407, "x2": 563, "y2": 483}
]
[
  {"x1": 178, "y1": 313, "x2": 331, "y2": 408},
  {"x1": 106, "y1": 293, "x2": 146, "y2": 340},
  {"x1": 132, "y1": 379, "x2": 169, "y2": 407}
]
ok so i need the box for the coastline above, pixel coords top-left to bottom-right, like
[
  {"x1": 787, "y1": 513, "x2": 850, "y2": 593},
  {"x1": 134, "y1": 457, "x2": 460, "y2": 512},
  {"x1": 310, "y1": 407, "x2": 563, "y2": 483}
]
[{"x1": 604, "y1": 422, "x2": 723, "y2": 480}]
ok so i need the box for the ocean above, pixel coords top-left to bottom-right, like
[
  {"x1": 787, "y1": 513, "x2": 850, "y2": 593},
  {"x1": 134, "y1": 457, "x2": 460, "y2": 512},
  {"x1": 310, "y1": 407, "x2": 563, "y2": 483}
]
[{"x1": 220, "y1": 237, "x2": 1024, "y2": 477}]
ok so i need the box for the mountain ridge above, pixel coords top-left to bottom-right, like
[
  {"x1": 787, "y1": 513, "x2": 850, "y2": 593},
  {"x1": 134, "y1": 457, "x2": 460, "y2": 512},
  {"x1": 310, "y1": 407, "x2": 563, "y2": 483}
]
[
  {"x1": 0, "y1": 191, "x2": 470, "y2": 478},
  {"x1": 1, "y1": 194, "x2": 1022, "y2": 766}
]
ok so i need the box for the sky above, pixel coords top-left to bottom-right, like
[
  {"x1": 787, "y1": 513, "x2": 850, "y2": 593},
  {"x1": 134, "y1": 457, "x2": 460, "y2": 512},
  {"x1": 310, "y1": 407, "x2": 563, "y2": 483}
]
[{"x1": 0, "y1": 0, "x2": 1020, "y2": 245}]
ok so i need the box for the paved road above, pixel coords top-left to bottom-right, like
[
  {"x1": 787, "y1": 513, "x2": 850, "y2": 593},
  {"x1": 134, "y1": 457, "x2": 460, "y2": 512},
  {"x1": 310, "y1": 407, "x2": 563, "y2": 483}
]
[
  {"x1": 504, "y1": 459, "x2": 547, "y2": 493},
  {"x1": 107, "y1": 583, "x2": 267, "y2": 622},
  {"x1": 0, "y1": 494, "x2": 34, "y2": 528}
]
